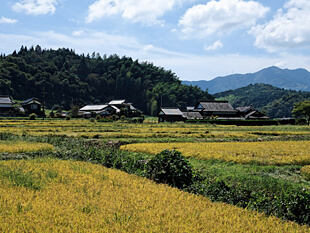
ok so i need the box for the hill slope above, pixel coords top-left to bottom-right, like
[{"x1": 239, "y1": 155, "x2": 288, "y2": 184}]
[
  {"x1": 214, "y1": 83, "x2": 310, "y2": 118},
  {"x1": 182, "y1": 66, "x2": 310, "y2": 94},
  {"x1": 0, "y1": 46, "x2": 213, "y2": 115}
]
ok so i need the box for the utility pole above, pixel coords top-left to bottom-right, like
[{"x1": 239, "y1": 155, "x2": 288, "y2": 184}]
[{"x1": 42, "y1": 82, "x2": 45, "y2": 120}]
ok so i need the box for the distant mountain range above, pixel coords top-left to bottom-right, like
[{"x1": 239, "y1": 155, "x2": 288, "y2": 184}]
[{"x1": 182, "y1": 66, "x2": 310, "y2": 94}]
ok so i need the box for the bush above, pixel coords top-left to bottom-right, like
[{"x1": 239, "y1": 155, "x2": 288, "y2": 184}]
[
  {"x1": 29, "y1": 113, "x2": 37, "y2": 120},
  {"x1": 146, "y1": 149, "x2": 193, "y2": 188},
  {"x1": 66, "y1": 116, "x2": 71, "y2": 121}
]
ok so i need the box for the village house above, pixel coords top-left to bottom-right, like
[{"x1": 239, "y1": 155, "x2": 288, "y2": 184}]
[
  {"x1": 235, "y1": 106, "x2": 270, "y2": 119},
  {"x1": 21, "y1": 97, "x2": 44, "y2": 116},
  {"x1": 193, "y1": 100, "x2": 240, "y2": 119},
  {"x1": 79, "y1": 104, "x2": 120, "y2": 118},
  {"x1": 158, "y1": 107, "x2": 187, "y2": 122},
  {"x1": 79, "y1": 99, "x2": 140, "y2": 118},
  {"x1": 0, "y1": 95, "x2": 15, "y2": 116},
  {"x1": 158, "y1": 100, "x2": 270, "y2": 122}
]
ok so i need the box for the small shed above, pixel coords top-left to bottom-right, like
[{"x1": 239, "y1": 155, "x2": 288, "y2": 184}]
[
  {"x1": 21, "y1": 97, "x2": 43, "y2": 115},
  {"x1": 158, "y1": 107, "x2": 186, "y2": 123}
]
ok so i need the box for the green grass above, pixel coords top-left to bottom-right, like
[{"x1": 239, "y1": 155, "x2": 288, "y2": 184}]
[{"x1": 189, "y1": 158, "x2": 310, "y2": 195}]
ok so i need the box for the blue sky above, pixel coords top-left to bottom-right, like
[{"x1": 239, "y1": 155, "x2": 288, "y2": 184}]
[{"x1": 1, "y1": 0, "x2": 310, "y2": 81}]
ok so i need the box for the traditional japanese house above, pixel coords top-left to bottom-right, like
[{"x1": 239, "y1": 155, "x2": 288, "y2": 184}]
[
  {"x1": 0, "y1": 95, "x2": 15, "y2": 116},
  {"x1": 21, "y1": 97, "x2": 43, "y2": 115},
  {"x1": 158, "y1": 107, "x2": 187, "y2": 122}
]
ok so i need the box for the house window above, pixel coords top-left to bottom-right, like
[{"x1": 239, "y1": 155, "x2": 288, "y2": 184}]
[{"x1": 31, "y1": 104, "x2": 38, "y2": 110}]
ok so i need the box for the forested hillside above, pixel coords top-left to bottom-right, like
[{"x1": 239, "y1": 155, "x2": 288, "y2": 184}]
[
  {"x1": 0, "y1": 46, "x2": 213, "y2": 115},
  {"x1": 214, "y1": 83, "x2": 310, "y2": 118}
]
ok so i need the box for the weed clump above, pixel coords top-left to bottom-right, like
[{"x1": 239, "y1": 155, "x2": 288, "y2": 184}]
[{"x1": 146, "y1": 149, "x2": 193, "y2": 188}]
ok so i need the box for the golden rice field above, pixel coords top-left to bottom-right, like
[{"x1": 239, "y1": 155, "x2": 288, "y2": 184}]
[
  {"x1": 121, "y1": 141, "x2": 310, "y2": 165},
  {"x1": 0, "y1": 140, "x2": 54, "y2": 153},
  {"x1": 0, "y1": 159, "x2": 308, "y2": 232},
  {"x1": 0, "y1": 119, "x2": 309, "y2": 140}
]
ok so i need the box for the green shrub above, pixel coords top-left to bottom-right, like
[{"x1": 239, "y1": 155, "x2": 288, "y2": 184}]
[
  {"x1": 146, "y1": 149, "x2": 193, "y2": 188},
  {"x1": 29, "y1": 113, "x2": 37, "y2": 120}
]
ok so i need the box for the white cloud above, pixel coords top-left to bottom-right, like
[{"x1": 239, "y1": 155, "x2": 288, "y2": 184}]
[
  {"x1": 72, "y1": 30, "x2": 84, "y2": 37},
  {"x1": 250, "y1": 0, "x2": 310, "y2": 51},
  {"x1": 12, "y1": 0, "x2": 59, "y2": 15},
  {"x1": 1, "y1": 30, "x2": 310, "y2": 81},
  {"x1": 179, "y1": 0, "x2": 269, "y2": 38},
  {"x1": 86, "y1": 0, "x2": 186, "y2": 25},
  {"x1": 275, "y1": 61, "x2": 288, "y2": 68},
  {"x1": 141, "y1": 44, "x2": 155, "y2": 53},
  {"x1": 0, "y1": 17, "x2": 18, "y2": 24},
  {"x1": 204, "y1": 40, "x2": 223, "y2": 51}
]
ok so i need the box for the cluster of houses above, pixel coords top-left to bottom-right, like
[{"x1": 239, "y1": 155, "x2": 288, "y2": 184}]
[
  {"x1": 78, "y1": 99, "x2": 141, "y2": 118},
  {"x1": 0, "y1": 96, "x2": 44, "y2": 116},
  {"x1": 0, "y1": 95, "x2": 141, "y2": 119},
  {"x1": 0, "y1": 95, "x2": 270, "y2": 122},
  {"x1": 158, "y1": 100, "x2": 269, "y2": 122}
]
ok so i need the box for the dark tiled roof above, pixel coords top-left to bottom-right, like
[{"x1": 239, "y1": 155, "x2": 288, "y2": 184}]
[
  {"x1": 182, "y1": 111, "x2": 203, "y2": 119},
  {"x1": 21, "y1": 97, "x2": 41, "y2": 104},
  {"x1": 235, "y1": 106, "x2": 254, "y2": 113},
  {"x1": 197, "y1": 101, "x2": 236, "y2": 112}
]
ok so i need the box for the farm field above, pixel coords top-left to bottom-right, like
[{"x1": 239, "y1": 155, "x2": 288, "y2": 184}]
[
  {"x1": 0, "y1": 119, "x2": 309, "y2": 142},
  {"x1": 120, "y1": 141, "x2": 310, "y2": 165},
  {"x1": 0, "y1": 119, "x2": 310, "y2": 230},
  {"x1": 0, "y1": 158, "x2": 309, "y2": 232}
]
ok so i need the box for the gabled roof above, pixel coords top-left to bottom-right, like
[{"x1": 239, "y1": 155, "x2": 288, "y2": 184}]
[
  {"x1": 182, "y1": 111, "x2": 203, "y2": 119},
  {"x1": 235, "y1": 106, "x2": 255, "y2": 113},
  {"x1": 195, "y1": 101, "x2": 236, "y2": 112},
  {"x1": 0, "y1": 95, "x2": 14, "y2": 105},
  {"x1": 79, "y1": 105, "x2": 108, "y2": 111},
  {"x1": 245, "y1": 110, "x2": 270, "y2": 119},
  {"x1": 21, "y1": 97, "x2": 42, "y2": 105},
  {"x1": 158, "y1": 107, "x2": 185, "y2": 116},
  {"x1": 109, "y1": 100, "x2": 126, "y2": 105},
  {"x1": 186, "y1": 106, "x2": 195, "y2": 112}
]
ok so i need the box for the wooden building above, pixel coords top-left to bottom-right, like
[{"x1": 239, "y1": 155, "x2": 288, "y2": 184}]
[
  {"x1": 0, "y1": 95, "x2": 15, "y2": 116},
  {"x1": 79, "y1": 104, "x2": 119, "y2": 118},
  {"x1": 235, "y1": 106, "x2": 270, "y2": 119},
  {"x1": 194, "y1": 100, "x2": 240, "y2": 119},
  {"x1": 79, "y1": 99, "x2": 140, "y2": 118},
  {"x1": 158, "y1": 107, "x2": 187, "y2": 122},
  {"x1": 21, "y1": 97, "x2": 43, "y2": 115}
]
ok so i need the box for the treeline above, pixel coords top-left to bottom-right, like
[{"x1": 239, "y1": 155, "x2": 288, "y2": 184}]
[
  {"x1": 214, "y1": 83, "x2": 310, "y2": 118},
  {"x1": 0, "y1": 45, "x2": 213, "y2": 115}
]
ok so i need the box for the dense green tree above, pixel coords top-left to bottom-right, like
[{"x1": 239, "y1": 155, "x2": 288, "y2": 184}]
[
  {"x1": 0, "y1": 46, "x2": 213, "y2": 115},
  {"x1": 214, "y1": 84, "x2": 310, "y2": 118},
  {"x1": 292, "y1": 101, "x2": 310, "y2": 125}
]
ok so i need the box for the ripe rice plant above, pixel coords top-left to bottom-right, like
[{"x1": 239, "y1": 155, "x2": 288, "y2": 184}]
[
  {"x1": 120, "y1": 141, "x2": 310, "y2": 165},
  {"x1": 0, "y1": 119, "x2": 309, "y2": 141},
  {"x1": 0, "y1": 141, "x2": 54, "y2": 153},
  {"x1": 301, "y1": 166, "x2": 310, "y2": 180},
  {"x1": 0, "y1": 159, "x2": 308, "y2": 232}
]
